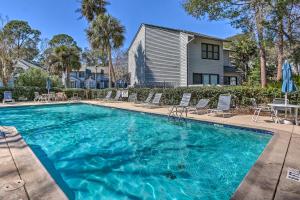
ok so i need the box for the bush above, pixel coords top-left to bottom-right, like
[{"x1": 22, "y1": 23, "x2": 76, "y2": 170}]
[
  {"x1": 15, "y1": 68, "x2": 62, "y2": 88},
  {"x1": 1, "y1": 86, "x2": 299, "y2": 108},
  {"x1": 128, "y1": 86, "x2": 290, "y2": 107}
]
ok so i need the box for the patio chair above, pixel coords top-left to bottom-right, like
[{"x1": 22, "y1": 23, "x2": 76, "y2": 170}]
[
  {"x1": 2, "y1": 91, "x2": 15, "y2": 104},
  {"x1": 113, "y1": 90, "x2": 122, "y2": 101},
  {"x1": 55, "y1": 92, "x2": 67, "y2": 101},
  {"x1": 271, "y1": 98, "x2": 292, "y2": 123},
  {"x1": 49, "y1": 92, "x2": 56, "y2": 101},
  {"x1": 69, "y1": 93, "x2": 81, "y2": 101},
  {"x1": 189, "y1": 99, "x2": 210, "y2": 115},
  {"x1": 128, "y1": 93, "x2": 138, "y2": 103},
  {"x1": 208, "y1": 95, "x2": 232, "y2": 117},
  {"x1": 143, "y1": 93, "x2": 163, "y2": 109},
  {"x1": 34, "y1": 92, "x2": 42, "y2": 102},
  {"x1": 168, "y1": 93, "x2": 191, "y2": 118},
  {"x1": 135, "y1": 92, "x2": 154, "y2": 107},
  {"x1": 250, "y1": 98, "x2": 271, "y2": 122},
  {"x1": 122, "y1": 90, "x2": 129, "y2": 99},
  {"x1": 99, "y1": 91, "x2": 112, "y2": 101}
]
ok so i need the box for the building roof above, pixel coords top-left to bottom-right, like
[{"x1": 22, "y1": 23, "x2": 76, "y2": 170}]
[
  {"x1": 129, "y1": 23, "x2": 230, "y2": 50},
  {"x1": 143, "y1": 24, "x2": 230, "y2": 42},
  {"x1": 16, "y1": 59, "x2": 43, "y2": 70},
  {"x1": 78, "y1": 64, "x2": 109, "y2": 74}
]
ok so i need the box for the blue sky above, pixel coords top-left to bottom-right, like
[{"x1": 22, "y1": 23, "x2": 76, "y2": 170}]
[{"x1": 0, "y1": 0, "x2": 240, "y2": 50}]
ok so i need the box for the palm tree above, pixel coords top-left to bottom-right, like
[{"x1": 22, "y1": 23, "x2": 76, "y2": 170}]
[
  {"x1": 86, "y1": 14, "x2": 125, "y2": 88},
  {"x1": 49, "y1": 46, "x2": 81, "y2": 88},
  {"x1": 80, "y1": 0, "x2": 109, "y2": 22}
]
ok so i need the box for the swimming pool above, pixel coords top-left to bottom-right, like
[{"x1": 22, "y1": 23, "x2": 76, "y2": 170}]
[{"x1": 0, "y1": 103, "x2": 271, "y2": 200}]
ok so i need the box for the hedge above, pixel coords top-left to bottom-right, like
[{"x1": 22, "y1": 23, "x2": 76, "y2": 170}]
[{"x1": 1, "y1": 86, "x2": 299, "y2": 108}]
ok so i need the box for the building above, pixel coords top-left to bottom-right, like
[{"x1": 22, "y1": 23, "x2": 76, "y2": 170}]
[
  {"x1": 0, "y1": 59, "x2": 43, "y2": 87},
  {"x1": 128, "y1": 24, "x2": 241, "y2": 87},
  {"x1": 69, "y1": 65, "x2": 109, "y2": 89}
]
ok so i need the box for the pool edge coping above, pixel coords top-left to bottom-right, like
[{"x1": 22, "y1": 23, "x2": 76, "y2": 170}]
[{"x1": 0, "y1": 126, "x2": 68, "y2": 200}]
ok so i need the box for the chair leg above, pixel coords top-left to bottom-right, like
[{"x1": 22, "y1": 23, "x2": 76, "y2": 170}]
[{"x1": 252, "y1": 108, "x2": 261, "y2": 122}]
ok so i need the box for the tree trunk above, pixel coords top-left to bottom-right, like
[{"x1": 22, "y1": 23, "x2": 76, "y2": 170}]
[
  {"x1": 66, "y1": 68, "x2": 70, "y2": 88},
  {"x1": 107, "y1": 46, "x2": 112, "y2": 88},
  {"x1": 255, "y1": 5, "x2": 267, "y2": 88},
  {"x1": 276, "y1": 19, "x2": 284, "y2": 81},
  {"x1": 107, "y1": 45, "x2": 116, "y2": 88}
]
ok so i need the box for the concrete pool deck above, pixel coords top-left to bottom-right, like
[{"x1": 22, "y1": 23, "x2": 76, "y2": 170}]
[{"x1": 0, "y1": 100, "x2": 299, "y2": 200}]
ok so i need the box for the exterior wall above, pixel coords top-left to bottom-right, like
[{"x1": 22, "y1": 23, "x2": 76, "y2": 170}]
[
  {"x1": 128, "y1": 25, "x2": 146, "y2": 86},
  {"x1": 70, "y1": 71, "x2": 108, "y2": 89},
  {"x1": 145, "y1": 26, "x2": 181, "y2": 86},
  {"x1": 179, "y1": 33, "x2": 189, "y2": 86},
  {"x1": 224, "y1": 72, "x2": 242, "y2": 85},
  {"x1": 223, "y1": 50, "x2": 231, "y2": 66},
  {"x1": 187, "y1": 37, "x2": 224, "y2": 85}
]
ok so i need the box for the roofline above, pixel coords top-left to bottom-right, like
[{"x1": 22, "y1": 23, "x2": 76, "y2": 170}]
[
  {"x1": 128, "y1": 24, "x2": 145, "y2": 52},
  {"x1": 128, "y1": 23, "x2": 231, "y2": 51},
  {"x1": 143, "y1": 23, "x2": 230, "y2": 42}
]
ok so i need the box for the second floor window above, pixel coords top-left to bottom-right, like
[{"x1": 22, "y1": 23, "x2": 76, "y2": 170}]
[
  {"x1": 201, "y1": 43, "x2": 220, "y2": 60},
  {"x1": 79, "y1": 72, "x2": 85, "y2": 78}
]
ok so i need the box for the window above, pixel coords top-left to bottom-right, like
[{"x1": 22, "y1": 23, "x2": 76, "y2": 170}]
[
  {"x1": 70, "y1": 81, "x2": 76, "y2": 88},
  {"x1": 193, "y1": 73, "x2": 219, "y2": 85},
  {"x1": 79, "y1": 72, "x2": 85, "y2": 78},
  {"x1": 210, "y1": 75, "x2": 219, "y2": 85},
  {"x1": 224, "y1": 76, "x2": 237, "y2": 85},
  {"x1": 193, "y1": 73, "x2": 202, "y2": 84},
  {"x1": 201, "y1": 43, "x2": 220, "y2": 60}
]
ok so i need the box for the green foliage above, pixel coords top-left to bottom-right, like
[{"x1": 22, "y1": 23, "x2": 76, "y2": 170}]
[
  {"x1": 90, "y1": 86, "x2": 296, "y2": 106},
  {"x1": 82, "y1": 48, "x2": 107, "y2": 66},
  {"x1": 0, "y1": 19, "x2": 41, "y2": 87},
  {"x1": 1, "y1": 86, "x2": 299, "y2": 107},
  {"x1": 87, "y1": 14, "x2": 125, "y2": 87},
  {"x1": 227, "y1": 33, "x2": 257, "y2": 80},
  {"x1": 15, "y1": 68, "x2": 62, "y2": 88},
  {"x1": 49, "y1": 34, "x2": 79, "y2": 49},
  {"x1": 247, "y1": 60, "x2": 261, "y2": 86},
  {"x1": 2, "y1": 20, "x2": 41, "y2": 60},
  {"x1": 43, "y1": 34, "x2": 81, "y2": 87},
  {"x1": 80, "y1": 0, "x2": 109, "y2": 22}
]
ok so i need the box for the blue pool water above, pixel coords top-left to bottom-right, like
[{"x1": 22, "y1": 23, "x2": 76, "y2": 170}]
[{"x1": 0, "y1": 104, "x2": 271, "y2": 200}]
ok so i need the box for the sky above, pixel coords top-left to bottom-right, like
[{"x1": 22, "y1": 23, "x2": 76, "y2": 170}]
[{"x1": 0, "y1": 0, "x2": 240, "y2": 50}]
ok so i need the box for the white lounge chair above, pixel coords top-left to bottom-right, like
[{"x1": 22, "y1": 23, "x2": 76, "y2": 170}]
[
  {"x1": 189, "y1": 99, "x2": 210, "y2": 115},
  {"x1": 2, "y1": 91, "x2": 15, "y2": 104},
  {"x1": 143, "y1": 93, "x2": 163, "y2": 109},
  {"x1": 99, "y1": 91, "x2": 112, "y2": 101},
  {"x1": 128, "y1": 93, "x2": 138, "y2": 103},
  {"x1": 135, "y1": 92, "x2": 154, "y2": 107},
  {"x1": 69, "y1": 93, "x2": 81, "y2": 101},
  {"x1": 34, "y1": 92, "x2": 42, "y2": 102},
  {"x1": 112, "y1": 90, "x2": 122, "y2": 101},
  {"x1": 168, "y1": 93, "x2": 191, "y2": 118},
  {"x1": 208, "y1": 95, "x2": 232, "y2": 117},
  {"x1": 251, "y1": 98, "x2": 271, "y2": 122}
]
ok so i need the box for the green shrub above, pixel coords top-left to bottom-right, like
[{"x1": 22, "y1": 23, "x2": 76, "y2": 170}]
[
  {"x1": 1, "y1": 86, "x2": 299, "y2": 107},
  {"x1": 15, "y1": 68, "x2": 62, "y2": 88}
]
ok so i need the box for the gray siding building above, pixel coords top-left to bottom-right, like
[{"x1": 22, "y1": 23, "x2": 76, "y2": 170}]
[{"x1": 128, "y1": 24, "x2": 241, "y2": 87}]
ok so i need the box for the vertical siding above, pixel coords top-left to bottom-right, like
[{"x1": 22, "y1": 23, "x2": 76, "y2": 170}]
[
  {"x1": 187, "y1": 38, "x2": 224, "y2": 85},
  {"x1": 145, "y1": 26, "x2": 181, "y2": 85},
  {"x1": 128, "y1": 26, "x2": 146, "y2": 86},
  {"x1": 179, "y1": 33, "x2": 189, "y2": 86},
  {"x1": 223, "y1": 50, "x2": 231, "y2": 66}
]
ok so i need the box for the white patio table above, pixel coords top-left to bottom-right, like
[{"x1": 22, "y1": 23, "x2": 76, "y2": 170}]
[{"x1": 268, "y1": 103, "x2": 300, "y2": 126}]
